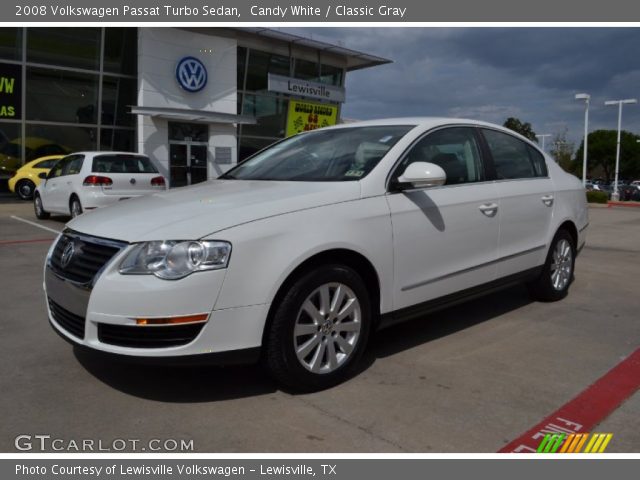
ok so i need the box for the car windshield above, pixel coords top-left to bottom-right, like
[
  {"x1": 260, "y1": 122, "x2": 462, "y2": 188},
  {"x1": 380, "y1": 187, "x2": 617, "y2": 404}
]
[
  {"x1": 221, "y1": 125, "x2": 414, "y2": 181},
  {"x1": 92, "y1": 154, "x2": 158, "y2": 174}
]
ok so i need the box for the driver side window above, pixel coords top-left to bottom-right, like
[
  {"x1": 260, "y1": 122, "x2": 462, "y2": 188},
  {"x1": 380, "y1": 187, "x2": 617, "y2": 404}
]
[
  {"x1": 48, "y1": 157, "x2": 69, "y2": 178},
  {"x1": 394, "y1": 127, "x2": 485, "y2": 186}
]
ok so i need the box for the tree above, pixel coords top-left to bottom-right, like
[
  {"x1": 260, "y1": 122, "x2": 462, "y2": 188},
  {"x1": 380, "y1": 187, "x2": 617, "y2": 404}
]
[
  {"x1": 574, "y1": 130, "x2": 640, "y2": 182},
  {"x1": 503, "y1": 117, "x2": 537, "y2": 141},
  {"x1": 549, "y1": 128, "x2": 575, "y2": 174}
]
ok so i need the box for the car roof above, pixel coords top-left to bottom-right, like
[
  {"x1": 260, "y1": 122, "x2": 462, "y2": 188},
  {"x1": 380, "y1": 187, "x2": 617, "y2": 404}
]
[
  {"x1": 66, "y1": 151, "x2": 149, "y2": 157},
  {"x1": 19, "y1": 155, "x2": 65, "y2": 169},
  {"x1": 320, "y1": 117, "x2": 544, "y2": 151},
  {"x1": 326, "y1": 116, "x2": 510, "y2": 129}
]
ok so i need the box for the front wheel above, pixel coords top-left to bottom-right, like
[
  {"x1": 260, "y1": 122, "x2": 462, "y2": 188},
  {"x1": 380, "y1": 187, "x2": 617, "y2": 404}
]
[
  {"x1": 34, "y1": 194, "x2": 50, "y2": 220},
  {"x1": 265, "y1": 265, "x2": 372, "y2": 391},
  {"x1": 528, "y1": 229, "x2": 575, "y2": 302}
]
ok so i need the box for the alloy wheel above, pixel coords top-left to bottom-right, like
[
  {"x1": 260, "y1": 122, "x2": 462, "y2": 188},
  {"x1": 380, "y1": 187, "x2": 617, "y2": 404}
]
[
  {"x1": 293, "y1": 282, "x2": 362, "y2": 374},
  {"x1": 550, "y1": 238, "x2": 573, "y2": 291}
]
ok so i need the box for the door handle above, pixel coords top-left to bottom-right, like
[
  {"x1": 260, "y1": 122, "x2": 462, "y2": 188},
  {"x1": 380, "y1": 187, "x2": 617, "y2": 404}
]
[
  {"x1": 478, "y1": 203, "x2": 498, "y2": 217},
  {"x1": 541, "y1": 194, "x2": 554, "y2": 207}
]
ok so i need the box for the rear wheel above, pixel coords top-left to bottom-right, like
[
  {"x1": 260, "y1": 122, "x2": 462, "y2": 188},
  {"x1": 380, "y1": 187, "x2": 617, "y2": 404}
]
[
  {"x1": 70, "y1": 196, "x2": 83, "y2": 218},
  {"x1": 34, "y1": 194, "x2": 50, "y2": 220},
  {"x1": 266, "y1": 265, "x2": 371, "y2": 391},
  {"x1": 16, "y1": 180, "x2": 36, "y2": 200},
  {"x1": 528, "y1": 229, "x2": 575, "y2": 302}
]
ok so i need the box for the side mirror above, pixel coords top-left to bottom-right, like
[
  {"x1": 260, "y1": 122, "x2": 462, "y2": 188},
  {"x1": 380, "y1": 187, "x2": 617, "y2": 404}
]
[
  {"x1": 38, "y1": 172, "x2": 47, "y2": 179},
  {"x1": 397, "y1": 162, "x2": 446, "y2": 189}
]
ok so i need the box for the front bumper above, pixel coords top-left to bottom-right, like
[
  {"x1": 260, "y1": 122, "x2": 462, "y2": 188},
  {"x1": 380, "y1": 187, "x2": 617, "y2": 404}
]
[{"x1": 44, "y1": 233, "x2": 268, "y2": 361}]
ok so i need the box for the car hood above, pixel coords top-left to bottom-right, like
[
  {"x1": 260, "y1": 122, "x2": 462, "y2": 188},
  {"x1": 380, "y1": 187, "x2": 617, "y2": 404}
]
[{"x1": 67, "y1": 179, "x2": 361, "y2": 242}]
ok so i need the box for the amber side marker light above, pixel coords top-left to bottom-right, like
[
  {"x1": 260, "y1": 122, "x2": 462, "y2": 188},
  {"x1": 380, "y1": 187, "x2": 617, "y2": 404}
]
[{"x1": 135, "y1": 314, "x2": 209, "y2": 325}]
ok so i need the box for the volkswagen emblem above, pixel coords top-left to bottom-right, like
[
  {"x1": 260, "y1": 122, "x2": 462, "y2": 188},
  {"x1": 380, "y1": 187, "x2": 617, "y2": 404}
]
[
  {"x1": 129, "y1": 178, "x2": 136, "y2": 185},
  {"x1": 60, "y1": 241, "x2": 76, "y2": 269},
  {"x1": 176, "y1": 56, "x2": 207, "y2": 93}
]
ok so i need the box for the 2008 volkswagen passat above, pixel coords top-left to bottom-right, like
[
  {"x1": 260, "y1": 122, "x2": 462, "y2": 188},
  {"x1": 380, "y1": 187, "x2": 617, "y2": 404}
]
[{"x1": 44, "y1": 118, "x2": 588, "y2": 391}]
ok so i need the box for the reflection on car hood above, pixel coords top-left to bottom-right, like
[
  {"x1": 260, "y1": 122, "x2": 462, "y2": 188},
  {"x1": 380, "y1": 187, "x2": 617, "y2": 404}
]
[{"x1": 67, "y1": 179, "x2": 361, "y2": 242}]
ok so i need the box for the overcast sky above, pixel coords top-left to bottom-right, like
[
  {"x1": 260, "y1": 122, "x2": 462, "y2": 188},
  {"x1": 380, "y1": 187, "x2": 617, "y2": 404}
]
[{"x1": 285, "y1": 28, "x2": 640, "y2": 151}]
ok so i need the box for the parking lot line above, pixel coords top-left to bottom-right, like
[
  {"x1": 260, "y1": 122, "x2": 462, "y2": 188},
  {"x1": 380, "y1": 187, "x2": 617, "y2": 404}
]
[
  {"x1": 9, "y1": 215, "x2": 62, "y2": 235},
  {"x1": 0, "y1": 238, "x2": 55, "y2": 246},
  {"x1": 499, "y1": 347, "x2": 640, "y2": 453}
]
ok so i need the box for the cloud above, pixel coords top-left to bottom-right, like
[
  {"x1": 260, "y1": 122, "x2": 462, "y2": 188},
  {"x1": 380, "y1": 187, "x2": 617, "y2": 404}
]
[{"x1": 283, "y1": 27, "x2": 640, "y2": 149}]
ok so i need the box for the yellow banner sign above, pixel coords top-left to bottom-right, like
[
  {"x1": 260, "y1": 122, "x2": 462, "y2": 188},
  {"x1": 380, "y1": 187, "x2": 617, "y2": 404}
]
[{"x1": 286, "y1": 100, "x2": 338, "y2": 137}]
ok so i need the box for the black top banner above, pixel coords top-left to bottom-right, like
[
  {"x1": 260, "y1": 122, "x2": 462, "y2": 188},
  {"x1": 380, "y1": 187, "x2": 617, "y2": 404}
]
[{"x1": 5, "y1": 0, "x2": 640, "y2": 22}]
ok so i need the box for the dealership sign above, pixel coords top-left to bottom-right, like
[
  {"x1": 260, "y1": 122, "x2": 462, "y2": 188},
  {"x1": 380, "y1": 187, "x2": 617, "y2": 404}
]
[
  {"x1": 269, "y1": 74, "x2": 345, "y2": 103},
  {"x1": 175, "y1": 56, "x2": 207, "y2": 92},
  {"x1": 286, "y1": 100, "x2": 338, "y2": 137},
  {"x1": 0, "y1": 62, "x2": 21, "y2": 118}
]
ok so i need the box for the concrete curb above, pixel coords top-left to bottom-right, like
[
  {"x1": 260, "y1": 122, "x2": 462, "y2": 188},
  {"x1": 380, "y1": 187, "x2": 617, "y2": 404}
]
[{"x1": 607, "y1": 201, "x2": 640, "y2": 208}]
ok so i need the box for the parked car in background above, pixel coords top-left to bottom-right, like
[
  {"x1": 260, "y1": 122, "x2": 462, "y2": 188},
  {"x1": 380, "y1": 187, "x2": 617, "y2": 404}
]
[
  {"x1": 0, "y1": 137, "x2": 69, "y2": 177},
  {"x1": 43, "y1": 119, "x2": 588, "y2": 391},
  {"x1": 8, "y1": 155, "x2": 64, "y2": 200},
  {"x1": 599, "y1": 184, "x2": 614, "y2": 199},
  {"x1": 34, "y1": 152, "x2": 166, "y2": 219},
  {"x1": 618, "y1": 184, "x2": 635, "y2": 201}
]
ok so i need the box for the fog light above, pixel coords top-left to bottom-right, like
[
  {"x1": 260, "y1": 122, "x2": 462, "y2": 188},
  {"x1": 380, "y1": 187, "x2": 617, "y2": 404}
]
[{"x1": 135, "y1": 313, "x2": 209, "y2": 325}]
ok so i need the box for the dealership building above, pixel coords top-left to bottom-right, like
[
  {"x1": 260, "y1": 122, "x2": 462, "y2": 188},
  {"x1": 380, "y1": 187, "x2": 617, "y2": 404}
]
[{"x1": 0, "y1": 27, "x2": 389, "y2": 188}]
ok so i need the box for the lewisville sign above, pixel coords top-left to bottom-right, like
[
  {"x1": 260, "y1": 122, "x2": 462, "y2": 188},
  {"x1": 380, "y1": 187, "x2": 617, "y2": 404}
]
[
  {"x1": 0, "y1": 63, "x2": 21, "y2": 118},
  {"x1": 268, "y1": 74, "x2": 346, "y2": 103}
]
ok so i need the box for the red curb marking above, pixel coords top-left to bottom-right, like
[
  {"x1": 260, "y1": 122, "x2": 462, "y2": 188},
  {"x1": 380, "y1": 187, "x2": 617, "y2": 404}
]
[
  {"x1": 499, "y1": 348, "x2": 640, "y2": 453},
  {"x1": 607, "y1": 201, "x2": 640, "y2": 208},
  {"x1": 0, "y1": 238, "x2": 54, "y2": 246}
]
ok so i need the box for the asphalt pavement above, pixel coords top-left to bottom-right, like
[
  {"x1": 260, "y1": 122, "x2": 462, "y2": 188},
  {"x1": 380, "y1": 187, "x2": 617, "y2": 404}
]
[{"x1": 0, "y1": 202, "x2": 638, "y2": 453}]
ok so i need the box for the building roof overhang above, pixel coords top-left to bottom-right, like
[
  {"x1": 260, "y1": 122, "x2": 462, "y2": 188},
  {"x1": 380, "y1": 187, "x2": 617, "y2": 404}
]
[{"x1": 130, "y1": 106, "x2": 256, "y2": 124}]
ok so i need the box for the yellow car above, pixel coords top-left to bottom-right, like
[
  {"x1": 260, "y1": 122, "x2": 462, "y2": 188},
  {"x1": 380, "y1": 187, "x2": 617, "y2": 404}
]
[{"x1": 8, "y1": 155, "x2": 64, "y2": 200}]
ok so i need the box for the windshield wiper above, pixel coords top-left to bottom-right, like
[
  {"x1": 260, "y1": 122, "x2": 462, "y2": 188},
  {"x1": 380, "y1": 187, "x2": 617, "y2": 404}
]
[{"x1": 219, "y1": 173, "x2": 235, "y2": 179}]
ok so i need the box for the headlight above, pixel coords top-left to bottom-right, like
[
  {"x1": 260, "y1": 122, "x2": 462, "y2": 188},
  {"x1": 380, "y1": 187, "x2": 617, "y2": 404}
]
[{"x1": 119, "y1": 240, "x2": 231, "y2": 280}]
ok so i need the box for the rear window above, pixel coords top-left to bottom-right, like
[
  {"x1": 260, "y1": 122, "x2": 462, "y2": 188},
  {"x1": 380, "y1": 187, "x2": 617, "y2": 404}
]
[{"x1": 92, "y1": 155, "x2": 158, "y2": 174}]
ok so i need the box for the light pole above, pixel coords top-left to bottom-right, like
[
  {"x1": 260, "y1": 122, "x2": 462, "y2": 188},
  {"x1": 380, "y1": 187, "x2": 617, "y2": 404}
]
[
  {"x1": 604, "y1": 98, "x2": 637, "y2": 201},
  {"x1": 575, "y1": 93, "x2": 590, "y2": 186},
  {"x1": 536, "y1": 134, "x2": 551, "y2": 151}
]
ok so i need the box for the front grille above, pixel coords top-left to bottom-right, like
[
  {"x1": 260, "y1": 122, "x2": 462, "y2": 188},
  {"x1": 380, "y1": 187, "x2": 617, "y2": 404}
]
[
  {"x1": 49, "y1": 232, "x2": 124, "y2": 284},
  {"x1": 98, "y1": 323, "x2": 205, "y2": 348},
  {"x1": 48, "y1": 298, "x2": 86, "y2": 339}
]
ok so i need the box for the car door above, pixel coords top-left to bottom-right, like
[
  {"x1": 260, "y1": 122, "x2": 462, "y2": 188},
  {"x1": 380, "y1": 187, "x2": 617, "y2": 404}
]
[
  {"x1": 480, "y1": 128, "x2": 554, "y2": 278},
  {"x1": 61, "y1": 155, "x2": 85, "y2": 212},
  {"x1": 40, "y1": 157, "x2": 70, "y2": 213},
  {"x1": 386, "y1": 126, "x2": 500, "y2": 311}
]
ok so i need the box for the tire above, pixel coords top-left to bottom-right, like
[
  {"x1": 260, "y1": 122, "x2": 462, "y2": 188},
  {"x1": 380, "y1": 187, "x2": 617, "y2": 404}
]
[
  {"x1": 70, "y1": 196, "x2": 83, "y2": 218},
  {"x1": 16, "y1": 179, "x2": 36, "y2": 200},
  {"x1": 528, "y1": 229, "x2": 575, "y2": 302},
  {"x1": 266, "y1": 264, "x2": 372, "y2": 392},
  {"x1": 34, "y1": 194, "x2": 50, "y2": 220}
]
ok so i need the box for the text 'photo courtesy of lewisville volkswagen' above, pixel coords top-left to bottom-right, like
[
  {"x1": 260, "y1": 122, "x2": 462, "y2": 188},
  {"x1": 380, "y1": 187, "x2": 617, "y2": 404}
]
[{"x1": 44, "y1": 118, "x2": 587, "y2": 391}]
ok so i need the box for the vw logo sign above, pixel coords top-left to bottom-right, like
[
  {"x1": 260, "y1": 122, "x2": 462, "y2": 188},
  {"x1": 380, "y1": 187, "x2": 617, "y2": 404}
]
[
  {"x1": 176, "y1": 56, "x2": 207, "y2": 93},
  {"x1": 60, "y1": 241, "x2": 76, "y2": 269}
]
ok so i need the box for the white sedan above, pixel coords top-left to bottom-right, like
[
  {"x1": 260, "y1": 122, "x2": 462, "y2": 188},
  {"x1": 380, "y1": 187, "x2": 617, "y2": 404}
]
[
  {"x1": 34, "y1": 152, "x2": 166, "y2": 219},
  {"x1": 43, "y1": 119, "x2": 588, "y2": 391}
]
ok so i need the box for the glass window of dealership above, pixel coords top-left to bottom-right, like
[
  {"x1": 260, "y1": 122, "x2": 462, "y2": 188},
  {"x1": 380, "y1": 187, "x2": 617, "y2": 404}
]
[{"x1": 0, "y1": 27, "x2": 388, "y2": 186}]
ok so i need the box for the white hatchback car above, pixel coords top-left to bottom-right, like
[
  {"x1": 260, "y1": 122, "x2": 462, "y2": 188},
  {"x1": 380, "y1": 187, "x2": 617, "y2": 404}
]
[
  {"x1": 44, "y1": 119, "x2": 588, "y2": 391},
  {"x1": 34, "y1": 152, "x2": 166, "y2": 219}
]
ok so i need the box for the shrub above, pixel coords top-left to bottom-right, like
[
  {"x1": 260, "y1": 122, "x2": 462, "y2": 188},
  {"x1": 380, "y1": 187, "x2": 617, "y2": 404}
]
[{"x1": 586, "y1": 190, "x2": 608, "y2": 204}]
